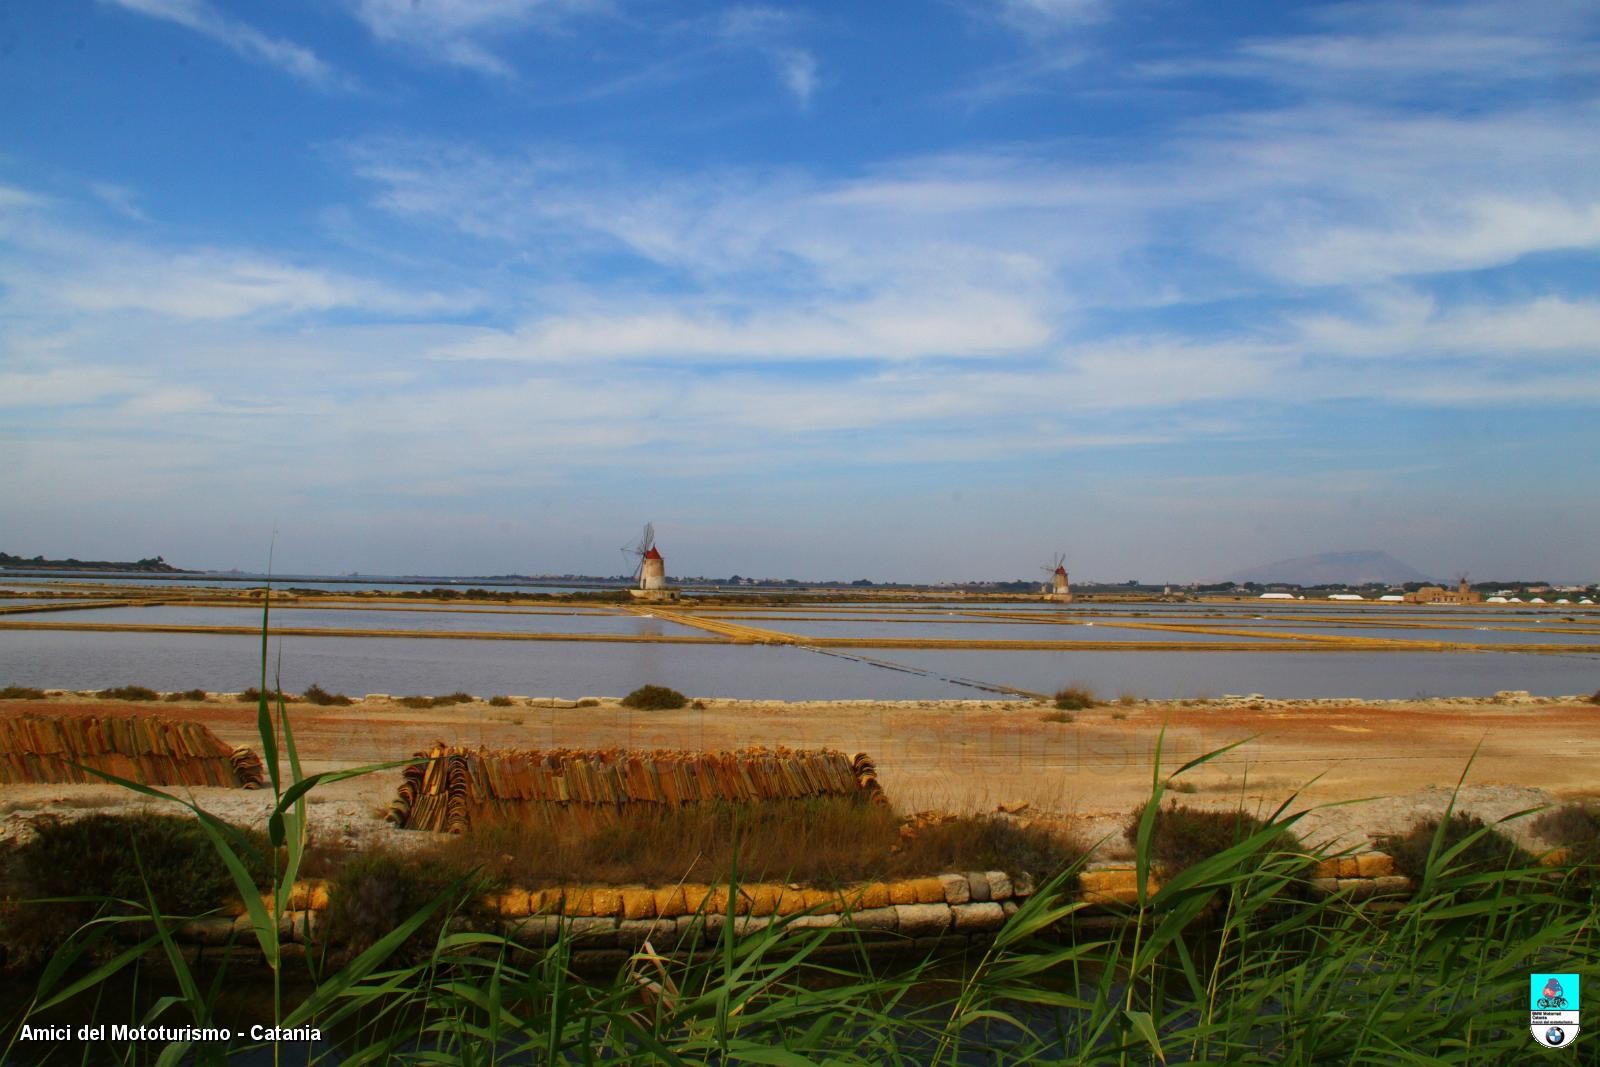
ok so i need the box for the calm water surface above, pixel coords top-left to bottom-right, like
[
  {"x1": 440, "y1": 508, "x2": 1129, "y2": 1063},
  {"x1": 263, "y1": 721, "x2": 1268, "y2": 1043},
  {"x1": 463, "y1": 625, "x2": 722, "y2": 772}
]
[
  {"x1": 1, "y1": 628, "x2": 1594, "y2": 700},
  {"x1": 12, "y1": 604, "x2": 702, "y2": 636}
]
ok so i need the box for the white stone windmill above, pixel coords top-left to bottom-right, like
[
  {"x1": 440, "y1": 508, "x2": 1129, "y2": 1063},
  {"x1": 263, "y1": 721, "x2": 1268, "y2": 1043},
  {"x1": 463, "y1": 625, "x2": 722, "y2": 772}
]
[
  {"x1": 622, "y1": 523, "x2": 671, "y2": 599},
  {"x1": 1040, "y1": 553, "x2": 1072, "y2": 602}
]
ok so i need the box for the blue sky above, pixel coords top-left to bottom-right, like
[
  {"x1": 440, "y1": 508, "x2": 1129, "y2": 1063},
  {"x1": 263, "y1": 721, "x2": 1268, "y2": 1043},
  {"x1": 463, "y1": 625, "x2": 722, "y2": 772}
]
[{"x1": 2, "y1": 0, "x2": 1597, "y2": 582}]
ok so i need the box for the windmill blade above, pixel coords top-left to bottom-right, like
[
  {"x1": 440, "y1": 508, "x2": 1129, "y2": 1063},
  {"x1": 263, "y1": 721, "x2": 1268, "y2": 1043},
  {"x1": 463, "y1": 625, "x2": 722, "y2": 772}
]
[{"x1": 640, "y1": 522, "x2": 655, "y2": 554}]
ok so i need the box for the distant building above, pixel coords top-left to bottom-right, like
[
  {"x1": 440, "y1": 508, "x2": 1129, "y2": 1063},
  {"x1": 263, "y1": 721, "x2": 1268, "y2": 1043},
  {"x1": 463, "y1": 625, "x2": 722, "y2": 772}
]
[
  {"x1": 1403, "y1": 577, "x2": 1482, "y2": 605},
  {"x1": 1045, "y1": 564, "x2": 1073, "y2": 603},
  {"x1": 640, "y1": 545, "x2": 666, "y2": 591}
]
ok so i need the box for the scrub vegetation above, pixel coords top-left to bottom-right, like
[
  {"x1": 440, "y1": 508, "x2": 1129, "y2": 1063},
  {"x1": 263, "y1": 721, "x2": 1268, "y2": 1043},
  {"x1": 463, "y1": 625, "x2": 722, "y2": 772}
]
[
  {"x1": 1052, "y1": 684, "x2": 1098, "y2": 710},
  {"x1": 95, "y1": 685, "x2": 159, "y2": 701},
  {"x1": 620, "y1": 684, "x2": 688, "y2": 710}
]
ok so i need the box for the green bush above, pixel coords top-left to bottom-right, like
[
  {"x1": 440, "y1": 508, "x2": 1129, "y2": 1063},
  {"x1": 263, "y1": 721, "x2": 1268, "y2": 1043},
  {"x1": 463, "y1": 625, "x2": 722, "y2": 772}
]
[
  {"x1": 301, "y1": 683, "x2": 354, "y2": 706},
  {"x1": 0, "y1": 685, "x2": 47, "y2": 700},
  {"x1": 396, "y1": 692, "x2": 474, "y2": 709},
  {"x1": 1053, "y1": 684, "x2": 1097, "y2": 710},
  {"x1": 96, "y1": 685, "x2": 159, "y2": 701},
  {"x1": 1531, "y1": 804, "x2": 1600, "y2": 863},
  {"x1": 164, "y1": 688, "x2": 209, "y2": 702},
  {"x1": 620, "y1": 684, "x2": 688, "y2": 710},
  {"x1": 1124, "y1": 802, "x2": 1299, "y2": 872},
  {"x1": 1377, "y1": 812, "x2": 1535, "y2": 881},
  {"x1": 323, "y1": 849, "x2": 486, "y2": 964},
  {"x1": 3, "y1": 812, "x2": 272, "y2": 964}
]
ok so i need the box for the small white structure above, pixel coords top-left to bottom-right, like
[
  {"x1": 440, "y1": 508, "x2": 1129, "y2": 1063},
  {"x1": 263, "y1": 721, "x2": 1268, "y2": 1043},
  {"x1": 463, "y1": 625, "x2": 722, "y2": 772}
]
[
  {"x1": 1328, "y1": 593, "x2": 1365, "y2": 601},
  {"x1": 1529, "y1": 597, "x2": 1546, "y2": 604},
  {"x1": 1040, "y1": 553, "x2": 1073, "y2": 602},
  {"x1": 640, "y1": 546, "x2": 666, "y2": 590},
  {"x1": 1581, "y1": 598, "x2": 1595, "y2": 605},
  {"x1": 1378, "y1": 594, "x2": 1404, "y2": 602},
  {"x1": 1486, "y1": 596, "x2": 1509, "y2": 603},
  {"x1": 1258, "y1": 592, "x2": 1294, "y2": 600},
  {"x1": 1556, "y1": 599, "x2": 1571, "y2": 605},
  {"x1": 623, "y1": 522, "x2": 677, "y2": 601}
]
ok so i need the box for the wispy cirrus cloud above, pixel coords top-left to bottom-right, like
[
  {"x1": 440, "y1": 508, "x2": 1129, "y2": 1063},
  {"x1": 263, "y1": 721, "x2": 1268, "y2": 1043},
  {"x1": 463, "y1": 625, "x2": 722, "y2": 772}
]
[
  {"x1": 1142, "y1": 0, "x2": 1600, "y2": 98},
  {"x1": 0, "y1": 185, "x2": 477, "y2": 322},
  {"x1": 99, "y1": 0, "x2": 353, "y2": 90},
  {"x1": 716, "y1": 6, "x2": 822, "y2": 108},
  {"x1": 343, "y1": 0, "x2": 611, "y2": 77}
]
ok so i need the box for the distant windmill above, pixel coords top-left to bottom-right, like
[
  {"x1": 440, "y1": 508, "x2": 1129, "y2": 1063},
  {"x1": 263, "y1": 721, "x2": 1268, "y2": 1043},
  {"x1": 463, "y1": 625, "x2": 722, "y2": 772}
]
[
  {"x1": 621, "y1": 523, "x2": 667, "y2": 593},
  {"x1": 1040, "y1": 553, "x2": 1071, "y2": 601}
]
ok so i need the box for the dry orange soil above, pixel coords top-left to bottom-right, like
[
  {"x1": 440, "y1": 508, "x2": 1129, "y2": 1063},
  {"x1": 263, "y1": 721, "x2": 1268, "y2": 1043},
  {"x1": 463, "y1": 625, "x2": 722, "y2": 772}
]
[{"x1": 3, "y1": 695, "x2": 1596, "y2": 856}]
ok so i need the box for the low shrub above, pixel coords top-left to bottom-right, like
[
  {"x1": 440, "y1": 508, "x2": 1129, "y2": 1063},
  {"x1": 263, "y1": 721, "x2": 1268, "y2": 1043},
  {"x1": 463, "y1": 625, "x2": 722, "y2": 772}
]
[
  {"x1": 3, "y1": 812, "x2": 272, "y2": 965},
  {"x1": 396, "y1": 692, "x2": 476, "y2": 709},
  {"x1": 301, "y1": 683, "x2": 354, "y2": 706},
  {"x1": 488, "y1": 695, "x2": 515, "y2": 707},
  {"x1": 1124, "y1": 802, "x2": 1300, "y2": 873},
  {"x1": 1531, "y1": 804, "x2": 1600, "y2": 864},
  {"x1": 1118, "y1": 692, "x2": 1139, "y2": 706},
  {"x1": 1164, "y1": 778, "x2": 1199, "y2": 794},
  {"x1": 1053, "y1": 684, "x2": 1097, "y2": 711},
  {"x1": 574, "y1": 698, "x2": 600, "y2": 708},
  {"x1": 1376, "y1": 812, "x2": 1535, "y2": 881},
  {"x1": 620, "y1": 684, "x2": 688, "y2": 710},
  {"x1": 1590, "y1": 688, "x2": 1600, "y2": 706},
  {"x1": 0, "y1": 685, "x2": 47, "y2": 700},
  {"x1": 163, "y1": 688, "x2": 209, "y2": 702},
  {"x1": 1039, "y1": 710, "x2": 1074, "y2": 724},
  {"x1": 895, "y1": 815, "x2": 1086, "y2": 883},
  {"x1": 323, "y1": 848, "x2": 487, "y2": 964},
  {"x1": 96, "y1": 685, "x2": 159, "y2": 701}
]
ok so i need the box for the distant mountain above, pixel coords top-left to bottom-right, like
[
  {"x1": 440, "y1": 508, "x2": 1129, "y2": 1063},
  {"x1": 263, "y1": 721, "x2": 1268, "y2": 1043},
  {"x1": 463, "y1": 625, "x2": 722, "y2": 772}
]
[{"x1": 1226, "y1": 550, "x2": 1433, "y2": 586}]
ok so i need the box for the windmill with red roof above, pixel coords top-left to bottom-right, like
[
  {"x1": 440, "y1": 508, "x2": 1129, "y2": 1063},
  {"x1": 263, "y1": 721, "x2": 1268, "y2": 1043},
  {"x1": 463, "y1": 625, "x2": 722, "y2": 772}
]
[{"x1": 623, "y1": 523, "x2": 671, "y2": 599}]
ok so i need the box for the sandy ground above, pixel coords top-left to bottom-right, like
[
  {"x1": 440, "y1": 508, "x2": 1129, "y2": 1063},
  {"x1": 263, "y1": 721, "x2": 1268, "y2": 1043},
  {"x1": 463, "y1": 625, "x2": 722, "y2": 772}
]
[{"x1": 2, "y1": 693, "x2": 1597, "y2": 859}]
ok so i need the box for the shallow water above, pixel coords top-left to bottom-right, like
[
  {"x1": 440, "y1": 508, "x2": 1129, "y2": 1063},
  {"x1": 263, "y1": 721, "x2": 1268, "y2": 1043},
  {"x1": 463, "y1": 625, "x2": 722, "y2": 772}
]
[
  {"x1": 1, "y1": 627, "x2": 1594, "y2": 700},
  {"x1": 875, "y1": 647, "x2": 1600, "y2": 699},
  {"x1": 755, "y1": 619, "x2": 1253, "y2": 642},
  {"x1": 11, "y1": 604, "x2": 702, "y2": 637},
  {"x1": 0, "y1": 629, "x2": 980, "y2": 699}
]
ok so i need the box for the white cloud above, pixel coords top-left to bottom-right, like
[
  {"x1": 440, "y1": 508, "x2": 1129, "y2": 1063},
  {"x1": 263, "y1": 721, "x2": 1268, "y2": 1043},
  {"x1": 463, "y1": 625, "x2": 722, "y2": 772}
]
[
  {"x1": 774, "y1": 48, "x2": 818, "y2": 108},
  {"x1": 345, "y1": 0, "x2": 608, "y2": 76},
  {"x1": 1295, "y1": 292, "x2": 1600, "y2": 360},
  {"x1": 438, "y1": 289, "x2": 1051, "y2": 364},
  {"x1": 990, "y1": 0, "x2": 1108, "y2": 33},
  {"x1": 1148, "y1": 0, "x2": 1600, "y2": 97},
  {"x1": 0, "y1": 366, "x2": 144, "y2": 408},
  {"x1": 1267, "y1": 197, "x2": 1600, "y2": 287},
  {"x1": 56, "y1": 250, "x2": 472, "y2": 320},
  {"x1": 100, "y1": 0, "x2": 350, "y2": 90},
  {"x1": 0, "y1": 188, "x2": 478, "y2": 322}
]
